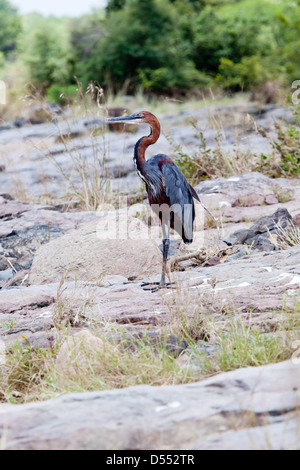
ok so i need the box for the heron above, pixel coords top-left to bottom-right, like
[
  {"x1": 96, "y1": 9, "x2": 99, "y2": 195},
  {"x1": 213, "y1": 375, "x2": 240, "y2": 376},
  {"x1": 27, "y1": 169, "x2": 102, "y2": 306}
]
[{"x1": 107, "y1": 111, "x2": 200, "y2": 292}]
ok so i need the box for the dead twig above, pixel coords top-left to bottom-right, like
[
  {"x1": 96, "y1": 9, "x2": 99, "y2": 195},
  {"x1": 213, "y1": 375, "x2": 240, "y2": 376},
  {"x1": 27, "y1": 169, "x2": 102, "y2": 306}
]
[
  {"x1": 170, "y1": 250, "x2": 208, "y2": 270},
  {"x1": 170, "y1": 247, "x2": 238, "y2": 271}
]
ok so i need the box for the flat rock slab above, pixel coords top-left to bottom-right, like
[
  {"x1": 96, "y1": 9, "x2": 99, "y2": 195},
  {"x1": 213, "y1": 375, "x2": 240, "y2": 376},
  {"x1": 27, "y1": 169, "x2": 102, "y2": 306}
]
[
  {"x1": 0, "y1": 360, "x2": 299, "y2": 450},
  {"x1": 174, "y1": 245, "x2": 300, "y2": 320}
]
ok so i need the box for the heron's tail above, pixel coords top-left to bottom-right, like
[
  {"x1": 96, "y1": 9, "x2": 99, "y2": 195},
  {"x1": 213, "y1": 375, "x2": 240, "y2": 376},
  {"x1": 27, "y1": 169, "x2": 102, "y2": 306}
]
[{"x1": 189, "y1": 184, "x2": 200, "y2": 202}]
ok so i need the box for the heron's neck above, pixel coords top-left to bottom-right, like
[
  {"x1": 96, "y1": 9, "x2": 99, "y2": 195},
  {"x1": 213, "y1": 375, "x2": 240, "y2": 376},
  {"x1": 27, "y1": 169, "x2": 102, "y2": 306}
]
[{"x1": 134, "y1": 124, "x2": 160, "y2": 174}]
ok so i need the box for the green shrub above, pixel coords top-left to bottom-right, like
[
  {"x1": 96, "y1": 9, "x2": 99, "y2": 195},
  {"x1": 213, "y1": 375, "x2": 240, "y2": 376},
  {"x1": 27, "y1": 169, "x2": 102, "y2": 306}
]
[
  {"x1": 215, "y1": 56, "x2": 278, "y2": 91},
  {"x1": 138, "y1": 65, "x2": 210, "y2": 93},
  {"x1": 46, "y1": 84, "x2": 78, "y2": 105},
  {"x1": 258, "y1": 122, "x2": 300, "y2": 177},
  {"x1": 253, "y1": 102, "x2": 300, "y2": 177}
]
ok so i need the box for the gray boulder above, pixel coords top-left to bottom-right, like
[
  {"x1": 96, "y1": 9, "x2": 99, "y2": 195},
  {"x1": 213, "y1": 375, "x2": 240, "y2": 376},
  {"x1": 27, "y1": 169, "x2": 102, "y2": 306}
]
[{"x1": 223, "y1": 208, "x2": 293, "y2": 251}]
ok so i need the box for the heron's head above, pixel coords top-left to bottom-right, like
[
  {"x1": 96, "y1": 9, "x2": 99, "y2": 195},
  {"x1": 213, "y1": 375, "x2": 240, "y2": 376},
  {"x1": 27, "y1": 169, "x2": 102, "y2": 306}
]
[{"x1": 107, "y1": 111, "x2": 159, "y2": 128}]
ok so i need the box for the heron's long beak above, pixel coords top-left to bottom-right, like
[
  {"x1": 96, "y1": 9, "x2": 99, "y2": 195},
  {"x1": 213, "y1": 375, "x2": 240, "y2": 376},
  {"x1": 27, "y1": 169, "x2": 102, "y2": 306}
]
[{"x1": 107, "y1": 113, "x2": 144, "y2": 124}]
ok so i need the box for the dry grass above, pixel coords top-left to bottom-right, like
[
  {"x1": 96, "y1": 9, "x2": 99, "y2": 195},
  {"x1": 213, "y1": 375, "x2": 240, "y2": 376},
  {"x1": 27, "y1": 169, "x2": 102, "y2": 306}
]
[
  {"x1": 0, "y1": 343, "x2": 50, "y2": 403},
  {"x1": 270, "y1": 221, "x2": 300, "y2": 250},
  {"x1": 273, "y1": 186, "x2": 295, "y2": 204},
  {"x1": 46, "y1": 331, "x2": 194, "y2": 397},
  {"x1": 49, "y1": 86, "x2": 112, "y2": 211},
  {"x1": 6, "y1": 83, "x2": 115, "y2": 210},
  {"x1": 0, "y1": 327, "x2": 196, "y2": 403},
  {"x1": 165, "y1": 285, "x2": 300, "y2": 374},
  {"x1": 0, "y1": 290, "x2": 299, "y2": 404}
]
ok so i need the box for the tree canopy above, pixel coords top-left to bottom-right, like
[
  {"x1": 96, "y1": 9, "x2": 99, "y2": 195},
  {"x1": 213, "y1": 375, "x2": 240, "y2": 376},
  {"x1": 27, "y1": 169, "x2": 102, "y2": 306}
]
[
  {"x1": 0, "y1": 0, "x2": 21, "y2": 55},
  {"x1": 1, "y1": 0, "x2": 300, "y2": 99}
]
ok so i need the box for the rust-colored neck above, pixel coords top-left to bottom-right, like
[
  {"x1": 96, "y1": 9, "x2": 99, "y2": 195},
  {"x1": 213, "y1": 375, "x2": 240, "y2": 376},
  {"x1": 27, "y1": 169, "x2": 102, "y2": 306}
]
[{"x1": 134, "y1": 120, "x2": 160, "y2": 174}]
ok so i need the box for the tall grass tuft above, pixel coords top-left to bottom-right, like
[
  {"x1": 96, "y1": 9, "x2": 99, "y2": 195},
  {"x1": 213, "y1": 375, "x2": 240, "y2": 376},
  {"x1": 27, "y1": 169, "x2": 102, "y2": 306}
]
[{"x1": 25, "y1": 82, "x2": 113, "y2": 210}]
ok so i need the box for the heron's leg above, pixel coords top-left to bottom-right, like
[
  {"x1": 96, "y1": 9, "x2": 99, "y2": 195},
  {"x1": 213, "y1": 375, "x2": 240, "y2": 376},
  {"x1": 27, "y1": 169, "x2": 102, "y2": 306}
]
[
  {"x1": 160, "y1": 222, "x2": 170, "y2": 287},
  {"x1": 142, "y1": 220, "x2": 175, "y2": 292}
]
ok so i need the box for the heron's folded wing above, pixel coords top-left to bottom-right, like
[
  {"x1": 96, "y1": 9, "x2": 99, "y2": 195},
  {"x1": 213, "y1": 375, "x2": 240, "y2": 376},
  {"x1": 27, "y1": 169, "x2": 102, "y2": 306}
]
[{"x1": 161, "y1": 162, "x2": 194, "y2": 242}]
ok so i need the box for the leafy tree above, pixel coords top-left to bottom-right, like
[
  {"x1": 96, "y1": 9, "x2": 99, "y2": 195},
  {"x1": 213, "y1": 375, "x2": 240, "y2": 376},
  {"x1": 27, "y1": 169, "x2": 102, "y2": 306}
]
[
  {"x1": 70, "y1": 13, "x2": 105, "y2": 68},
  {"x1": 0, "y1": 0, "x2": 21, "y2": 55},
  {"x1": 275, "y1": 1, "x2": 300, "y2": 82},
  {"x1": 12, "y1": 0, "x2": 300, "y2": 97},
  {"x1": 106, "y1": 0, "x2": 126, "y2": 13},
  {"x1": 192, "y1": 1, "x2": 278, "y2": 73},
  {"x1": 19, "y1": 15, "x2": 73, "y2": 91},
  {"x1": 171, "y1": 0, "x2": 206, "y2": 12},
  {"x1": 188, "y1": 0, "x2": 284, "y2": 90},
  {"x1": 77, "y1": 0, "x2": 204, "y2": 93}
]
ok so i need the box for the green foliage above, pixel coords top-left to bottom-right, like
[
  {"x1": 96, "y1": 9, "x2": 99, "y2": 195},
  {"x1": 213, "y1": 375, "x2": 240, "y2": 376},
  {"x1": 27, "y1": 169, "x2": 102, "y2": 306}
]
[
  {"x1": 70, "y1": 12, "x2": 105, "y2": 86},
  {"x1": 191, "y1": 1, "x2": 280, "y2": 87},
  {"x1": 274, "y1": 123, "x2": 300, "y2": 176},
  {"x1": 258, "y1": 119, "x2": 300, "y2": 178},
  {"x1": 138, "y1": 64, "x2": 209, "y2": 93},
  {"x1": 5, "y1": 0, "x2": 300, "y2": 98},
  {"x1": 216, "y1": 56, "x2": 277, "y2": 90},
  {"x1": 274, "y1": 2, "x2": 300, "y2": 84},
  {"x1": 106, "y1": 0, "x2": 126, "y2": 13},
  {"x1": 46, "y1": 84, "x2": 78, "y2": 105},
  {"x1": 76, "y1": 0, "x2": 204, "y2": 93},
  {"x1": 19, "y1": 15, "x2": 73, "y2": 91},
  {"x1": 0, "y1": 51, "x2": 5, "y2": 69},
  {"x1": 0, "y1": 0, "x2": 21, "y2": 55}
]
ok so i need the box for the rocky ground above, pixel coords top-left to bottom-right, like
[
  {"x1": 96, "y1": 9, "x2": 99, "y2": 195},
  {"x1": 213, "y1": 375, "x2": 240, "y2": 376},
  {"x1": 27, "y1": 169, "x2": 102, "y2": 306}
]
[
  {"x1": 1, "y1": 360, "x2": 299, "y2": 450},
  {"x1": 0, "y1": 102, "x2": 291, "y2": 197},
  {"x1": 0, "y1": 102, "x2": 300, "y2": 450}
]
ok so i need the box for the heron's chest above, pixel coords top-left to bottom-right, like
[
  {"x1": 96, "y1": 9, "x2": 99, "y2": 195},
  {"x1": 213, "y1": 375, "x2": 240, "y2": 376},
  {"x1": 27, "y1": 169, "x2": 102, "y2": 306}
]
[{"x1": 134, "y1": 161, "x2": 163, "y2": 199}]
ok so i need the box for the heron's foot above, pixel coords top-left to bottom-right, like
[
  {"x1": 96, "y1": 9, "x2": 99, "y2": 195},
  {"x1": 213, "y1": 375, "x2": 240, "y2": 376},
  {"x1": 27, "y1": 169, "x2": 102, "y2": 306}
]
[{"x1": 141, "y1": 281, "x2": 175, "y2": 293}]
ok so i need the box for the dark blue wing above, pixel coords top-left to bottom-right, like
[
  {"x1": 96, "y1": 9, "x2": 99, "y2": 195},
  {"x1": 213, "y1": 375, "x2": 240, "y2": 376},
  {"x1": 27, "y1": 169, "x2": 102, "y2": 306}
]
[{"x1": 161, "y1": 160, "x2": 195, "y2": 243}]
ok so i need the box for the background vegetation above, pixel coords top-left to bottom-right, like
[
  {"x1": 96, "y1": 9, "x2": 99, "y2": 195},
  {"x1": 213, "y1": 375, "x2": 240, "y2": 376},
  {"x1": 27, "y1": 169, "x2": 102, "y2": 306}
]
[{"x1": 0, "y1": 0, "x2": 300, "y2": 102}]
